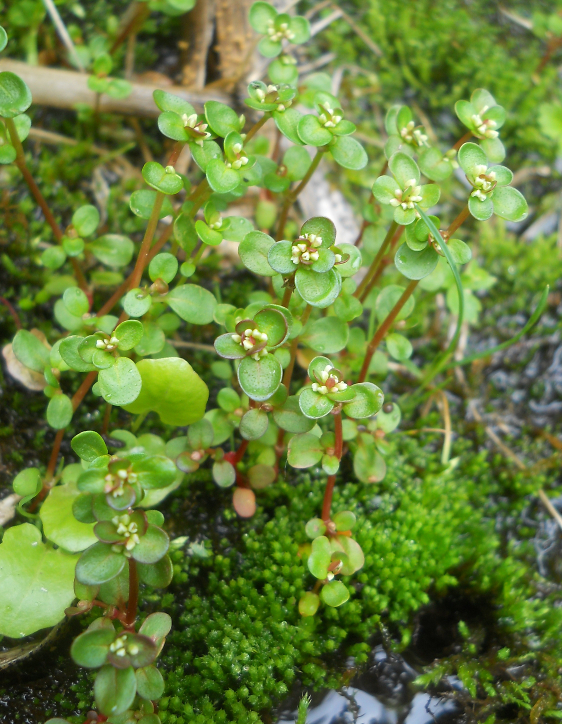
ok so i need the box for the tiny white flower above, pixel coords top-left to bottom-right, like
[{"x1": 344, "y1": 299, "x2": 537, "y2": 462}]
[
  {"x1": 231, "y1": 334, "x2": 242, "y2": 343},
  {"x1": 96, "y1": 339, "x2": 106, "y2": 349}
]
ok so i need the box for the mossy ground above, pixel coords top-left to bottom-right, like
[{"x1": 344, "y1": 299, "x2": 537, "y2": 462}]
[{"x1": 1, "y1": 1, "x2": 562, "y2": 722}]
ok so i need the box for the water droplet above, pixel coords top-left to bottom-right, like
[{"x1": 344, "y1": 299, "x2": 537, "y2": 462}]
[
  {"x1": 41, "y1": 587, "x2": 47, "y2": 592},
  {"x1": 31, "y1": 541, "x2": 38, "y2": 546}
]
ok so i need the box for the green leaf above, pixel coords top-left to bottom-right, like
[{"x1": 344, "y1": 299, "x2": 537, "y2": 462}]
[
  {"x1": 254, "y1": 306, "x2": 290, "y2": 347},
  {"x1": 249, "y1": 2, "x2": 278, "y2": 32},
  {"x1": 240, "y1": 407, "x2": 269, "y2": 440},
  {"x1": 300, "y1": 216, "x2": 336, "y2": 248},
  {"x1": 258, "y1": 36, "x2": 282, "y2": 57},
  {"x1": 375, "y1": 403, "x2": 401, "y2": 433},
  {"x1": 272, "y1": 395, "x2": 316, "y2": 433},
  {"x1": 72, "y1": 430, "x2": 108, "y2": 461},
  {"x1": 395, "y1": 243, "x2": 438, "y2": 280},
  {"x1": 204, "y1": 100, "x2": 243, "y2": 137},
  {"x1": 157, "y1": 110, "x2": 189, "y2": 142},
  {"x1": 41, "y1": 481, "x2": 97, "y2": 553},
  {"x1": 237, "y1": 355, "x2": 282, "y2": 401},
  {"x1": 195, "y1": 220, "x2": 223, "y2": 246},
  {"x1": 308, "y1": 535, "x2": 331, "y2": 579},
  {"x1": 267, "y1": 240, "x2": 295, "y2": 275},
  {"x1": 12, "y1": 329, "x2": 49, "y2": 372},
  {"x1": 418, "y1": 147, "x2": 453, "y2": 182},
  {"x1": 274, "y1": 107, "x2": 304, "y2": 145},
  {"x1": 136, "y1": 665, "x2": 165, "y2": 701},
  {"x1": 458, "y1": 142, "x2": 488, "y2": 176},
  {"x1": 72, "y1": 205, "x2": 100, "y2": 237},
  {"x1": 239, "y1": 231, "x2": 275, "y2": 276},
  {"x1": 479, "y1": 136, "x2": 505, "y2": 164},
  {"x1": 123, "y1": 289, "x2": 152, "y2": 318},
  {"x1": 191, "y1": 140, "x2": 222, "y2": 172},
  {"x1": 113, "y1": 320, "x2": 143, "y2": 351},
  {"x1": 343, "y1": 382, "x2": 384, "y2": 419},
  {"x1": 153, "y1": 89, "x2": 195, "y2": 117},
  {"x1": 12, "y1": 467, "x2": 41, "y2": 497},
  {"x1": 297, "y1": 114, "x2": 332, "y2": 146},
  {"x1": 353, "y1": 444, "x2": 386, "y2": 483},
  {"x1": 303, "y1": 316, "x2": 349, "y2": 354},
  {"x1": 129, "y1": 190, "x2": 173, "y2": 220},
  {"x1": 95, "y1": 665, "x2": 137, "y2": 717},
  {"x1": 336, "y1": 243, "x2": 362, "y2": 277},
  {"x1": 492, "y1": 186, "x2": 528, "y2": 222},
  {"x1": 214, "y1": 333, "x2": 246, "y2": 359},
  {"x1": 89, "y1": 234, "x2": 134, "y2": 268},
  {"x1": 70, "y1": 628, "x2": 114, "y2": 668},
  {"x1": 332, "y1": 510, "x2": 356, "y2": 531},
  {"x1": 63, "y1": 287, "x2": 89, "y2": 316},
  {"x1": 299, "y1": 387, "x2": 334, "y2": 419},
  {"x1": 133, "y1": 455, "x2": 177, "y2": 490},
  {"x1": 142, "y1": 162, "x2": 183, "y2": 195},
  {"x1": 0, "y1": 523, "x2": 78, "y2": 637},
  {"x1": 124, "y1": 357, "x2": 208, "y2": 426},
  {"x1": 47, "y1": 394, "x2": 73, "y2": 429},
  {"x1": 305, "y1": 518, "x2": 327, "y2": 538},
  {"x1": 372, "y1": 175, "x2": 400, "y2": 204},
  {"x1": 389, "y1": 152, "x2": 420, "y2": 187},
  {"x1": 321, "y1": 580, "x2": 349, "y2": 607},
  {"x1": 76, "y1": 542, "x2": 126, "y2": 585},
  {"x1": 298, "y1": 592, "x2": 320, "y2": 617},
  {"x1": 288, "y1": 14, "x2": 310, "y2": 43},
  {"x1": 447, "y1": 239, "x2": 472, "y2": 265},
  {"x1": 287, "y1": 432, "x2": 324, "y2": 468},
  {"x1": 137, "y1": 555, "x2": 173, "y2": 588},
  {"x1": 212, "y1": 460, "x2": 236, "y2": 488},
  {"x1": 386, "y1": 332, "x2": 413, "y2": 361},
  {"x1": 330, "y1": 135, "x2": 368, "y2": 170},
  {"x1": 42, "y1": 246, "x2": 66, "y2": 271},
  {"x1": 0, "y1": 26, "x2": 7, "y2": 52},
  {"x1": 132, "y1": 525, "x2": 169, "y2": 564},
  {"x1": 468, "y1": 195, "x2": 493, "y2": 221},
  {"x1": 187, "y1": 418, "x2": 214, "y2": 450},
  {"x1": 0, "y1": 71, "x2": 32, "y2": 118},
  {"x1": 333, "y1": 294, "x2": 362, "y2": 322},
  {"x1": 295, "y1": 267, "x2": 341, "y2": 308},
  {"x1": 148, "y1": 253, "x2": 178, "y2": 284},
  {"x1": 167, "y1": 284, "x2": 217, "y2": 324},
  {"x1": 206, "y1": 158, "x2": 240, "y2": 193},
  {"x1": 98, "y1": 357, "x2": 142, "y2": 406},
  {"x1": 284, "y1": 145, "x2": 311, "y2": 180}
]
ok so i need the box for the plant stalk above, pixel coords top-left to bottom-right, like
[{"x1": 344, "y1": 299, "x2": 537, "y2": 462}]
[
  {"x1": 358, "y1": 224, "x2": 404, "y2": 303},
  {"x1": 6, "y1": 118, "x2": 88, "y2": 292},
  {"x1": 354, "y1": 221, "x2": 398, "y2": 299},
  {"x1": 358, "y1": 279, "x2": 418, "y2": 383},
  {"x1": 125, "y1": 559, "x2": 139, "y2": 627},
  {"x1": 321, "y1": 412, "x2": 343, "y2": 521},
  {"x1": 282, "y1": 304, "x2": 312, "y2": 389},
  {"x1": 445, "y1": 205, "x2": 470, "y2": 237},
  {"x1": 276, "y1": 149, "x2": 325, "y2": 240}
]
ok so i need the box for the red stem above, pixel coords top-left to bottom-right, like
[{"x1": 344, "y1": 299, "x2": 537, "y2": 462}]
[
  {"x1": 452, "y1": 131, "x2": 473, "y2": 152},
  {"x1": 354, "y1": 221, "x2": 398, "y2": 299},
  {"x1": 358, "y1": 279, "x2": 419, "y2": 383},
  {"x1": 0, "y1": 297, "x2": 22, "y2": 329},
  {"x1": 321, "y1": 413, "x2": 343, "y2": 521},
  {"x1": 125, "y1": 559, "x2": 139, "y2": 627},
  {"x1": 359, "y1": 224, "x2": 404, "y2": 303},
  {"x1": 445, "y1": 205, "x2": 470, "y2": 238}
]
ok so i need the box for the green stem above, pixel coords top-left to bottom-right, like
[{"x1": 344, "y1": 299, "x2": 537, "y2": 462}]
[
  {"x1": 358, "y1": 279, "x2": 419, "y2": 383},
  {"x1": 276, "y1": 149, "x2": 325, "y2": 240},
  {"x1": 131, "y1": 411, "x2": 148, "y2": 433},
  {"x1": 244, "y1": 114, "x2": 269, "y2": 142}
]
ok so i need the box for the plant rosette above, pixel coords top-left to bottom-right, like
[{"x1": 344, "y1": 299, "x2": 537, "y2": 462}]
[
  {"x1": 205, "y1": 131, "x2": 257, "y2": 194},
  {"x1": 299, "y1": 511, "x2": 365, "y2": 614},
  {"x1": 455, "y1": 88, "x2": 506, "y2": 162},
  {"x1": 372, "y1": 152, "x2": 440, "y2": 225},
  {"x1": 154, "y1": 89, "x2": 213, "y2": 149},
  {"x1": 245, "y1": 80, "x2": 296, "y2": 115},
  {"x1": 297, "y1": 91, "x2": 367, "y2": 170},
  {"x1": 458, "y1": 143, "x2": 528, "y2": 222},
  {"x1": 395, "y1": 215, "x2": 472, "y2": 281},
  {"x1": 384, "y1": 104, "x2": 429, "y2": 158},
  {"x1": 214, "y1": 304, "x2": 291, "y2": 401},
  {"x1": 298, "y1": 356, "x2": 384, "y2": 420},
  {"x1": 249, "y1": 1, "x2": 310, "y2": 57}
]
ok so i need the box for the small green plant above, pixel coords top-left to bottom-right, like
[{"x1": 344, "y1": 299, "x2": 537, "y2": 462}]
[{"x1": 0, "y1": 2, "x2": 546, "y2": 721}]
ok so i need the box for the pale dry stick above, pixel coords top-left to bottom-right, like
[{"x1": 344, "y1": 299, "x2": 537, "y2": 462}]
[
  {"x1": 468, "y1": 401, "x2": 562, "y2": 532},
  {"x1": 330, "y1": 2, "x2": 383, "y2": 57},
  {"x1": 41, "y1": 0, "x2": 86, "y2": 71}
]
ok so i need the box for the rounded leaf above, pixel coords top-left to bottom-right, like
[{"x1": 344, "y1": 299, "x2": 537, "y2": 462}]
[
  {"x1": 320, "y1": 579, "x2": 349, "y2": 607},
  {"x1": 303, "y1": 316, "x2": 348, "y2": 354},
  {"x1": 287, "y1": 432, "x2": 324, "y2": 468},
  {"x1": 239, "y1": 407, "x2": 269, "y2": 440},
  {"x1": 72, "y1": 431, "x2": 108, "y2": 461},
  {"x1": 239, "y1": 231, "x2": 275, "y2": 276},
  {"x1": 299, "y1": 591, "x2": 320, "y2": 617},
  {"x1": 297, "y1": 114, "x2": 332, "y2": 146},
  {"x1": 47, "y1": 394, "x2": 73, "y2": 430},
  {"x1": 237, "y1": 355, "x2": 282, "y2": 401},
  {"x1": 305, "y1": 518, "x2": 327, "y2": 539},
  {"x1": 492, "y1": 185, "x2": 528, "y2": 222},
  {"x1": 95, "y1": 664, "x2": 137, "y2": 717},
  {"x1": 272, "y1": 395, "x2": 316, "y2": 433},
  {"x1": 308, "y1": 536, "x2": 331, "y2": 579},
  {"x1": 299, "y1": 387, "x2": 334, "y2": 419},
  {"x1": 124, "y1": 358, "x2": 209, "y2": 426},
  {"x1": 332, "y1": 510, "x2": 356, "y2": 532},
  {"x1": 268, "y1": 240, "x2": 296, "y2": 275},
  {"x1": 142, "y1": 162, "x2": 183, "y2": 195},
  {"x1": 386, "y1": 332, "x2": 413, "y2": 361},
  {"x1": 458, "y1": 142, "x2": 488, "y2": 176},
  {"x1": 72, "y1": 205, "x2": 100, "y2": 237},
  {"x1": 76, "y1": 542, "x2": 126, "y2": 585},
  {"x1": 98, "y1": 358, "x2": 142, "y2": 406},
  {"x1": 132, "y1": 525, "x2": 169, "y2": 564},
  {"x1": 0, "y1": 71, "x2": 32, "y2": 118},
  {"x1": 71, "y1": 628, "x2": 114, "y2": 668},
  {"x1": 395, "y1": 243, "x2": 438, "y2": 280},
  {"x1": 330, "y1": 135, "x2": 368, "y2": 170},
  {"x1": 389, "y1": 152, "x2": 420, "y2": 187},
  {"x1": 89, "y1": 234, "x2": 134, "y2": 268},
  {"x1": 136, "y1": 665, "x2": 165, "y2": 701},
  {"x1": 149, "y1": 253, "x2": 178, "y2": 283},
  {"x1": 166, "y1": 284, "x2": 216, "y2": 325},
  {"x1": 343, "y1": 382, "x2": 384, "y2": 419},
  {"x1": 295, "y1": 267, "x2": 341, "y2": 308},
  {"x1": 212, "y1": 460, "x2": 236, "y2": 488}
]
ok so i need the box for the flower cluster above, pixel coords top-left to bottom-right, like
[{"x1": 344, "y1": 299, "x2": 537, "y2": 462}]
[
  {"x1": 470, "y1": 163, "x2": 497, "y2": 201},
  {"x1": 181, "y1": 112, "x2": 212, "y2": 147},
  {"x1": 311, "y1": 364, "x2": 348, "y2": 395},
  {"x1": 291, "y1": 232, "x2": 322, "y2": 265},
  {"x1": 388, "y1": 177, "x2": 424, "y2": 210},
  {"x1": 400, "y1": 120, "x2": 428, "y2": 147},
  {"x1": 471, "y1": 108, "x2": 499, "y2": 139},
  {"x1": 231, "y1": 327, "x2": 269, "y2": 361}
]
